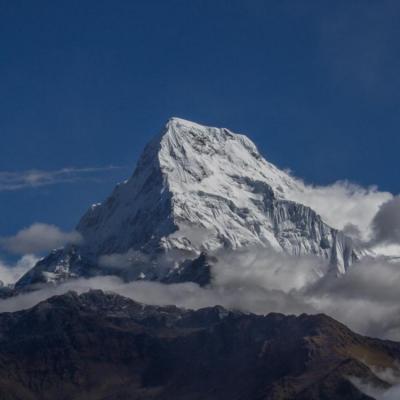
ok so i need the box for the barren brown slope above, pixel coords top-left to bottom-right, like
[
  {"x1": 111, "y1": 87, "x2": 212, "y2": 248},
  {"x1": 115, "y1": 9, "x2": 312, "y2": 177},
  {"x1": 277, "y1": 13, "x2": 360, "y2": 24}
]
[{"x1": 0, "y1": 290, "x2": 398, "y2": 400}]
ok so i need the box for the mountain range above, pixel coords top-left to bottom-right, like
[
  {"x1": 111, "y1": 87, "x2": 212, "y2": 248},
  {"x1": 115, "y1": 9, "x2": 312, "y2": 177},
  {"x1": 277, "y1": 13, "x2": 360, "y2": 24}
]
[{"x1": 0, "y1": 289, "x2": 398, "y2": 400}]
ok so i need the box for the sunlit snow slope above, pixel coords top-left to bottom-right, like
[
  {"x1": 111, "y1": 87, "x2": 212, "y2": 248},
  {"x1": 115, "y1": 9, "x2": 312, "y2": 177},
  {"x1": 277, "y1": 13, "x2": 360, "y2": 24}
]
[
  {"x1": 17, "y1": 118, "x2": 360, "y2": 288},
  {"x1": 78, "y1": 118, "x2": 358, "y2": 269}
]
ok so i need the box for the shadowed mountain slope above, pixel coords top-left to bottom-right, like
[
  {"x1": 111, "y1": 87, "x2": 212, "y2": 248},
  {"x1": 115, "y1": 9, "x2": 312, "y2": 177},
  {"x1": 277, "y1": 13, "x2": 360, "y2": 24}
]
[{"x1": 0, "y1": 290, "x2": 398, "y2": 399}]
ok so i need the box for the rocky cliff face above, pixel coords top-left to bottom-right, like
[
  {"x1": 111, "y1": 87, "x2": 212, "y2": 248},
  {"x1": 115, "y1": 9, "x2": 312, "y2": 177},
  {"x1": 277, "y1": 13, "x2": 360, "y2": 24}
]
[
  {"x1": 16, "y1": 118, "x2": 360, "y2": 288},
  {"x1": 0, "y1": 290, "x2": 397, "y2": 400}
]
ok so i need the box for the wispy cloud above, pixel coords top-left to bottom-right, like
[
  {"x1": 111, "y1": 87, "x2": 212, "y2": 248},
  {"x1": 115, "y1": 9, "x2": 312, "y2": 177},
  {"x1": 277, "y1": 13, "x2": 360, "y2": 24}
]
[
  {"x1": 0, "y1": 166, "x2": 124, "y2": 191},
  {"x1": 350, "y1": 364, "x2": 400, "y2": 400}
]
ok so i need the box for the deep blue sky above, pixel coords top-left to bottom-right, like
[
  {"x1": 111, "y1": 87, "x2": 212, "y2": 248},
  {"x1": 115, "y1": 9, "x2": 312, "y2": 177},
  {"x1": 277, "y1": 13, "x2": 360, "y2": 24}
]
[{"x1": 1, "y1": 0, "x2": 400, "y2": 237}]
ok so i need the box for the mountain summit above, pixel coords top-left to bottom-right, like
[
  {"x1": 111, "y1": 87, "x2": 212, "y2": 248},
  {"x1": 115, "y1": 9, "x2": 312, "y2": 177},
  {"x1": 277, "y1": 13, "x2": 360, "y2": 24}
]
[
  {"x1": 78, "y1": 117, "x2": 303, "y2": 254},
  {"x1": 16, "y1": 118, "x2": 360, "y2": 288}
]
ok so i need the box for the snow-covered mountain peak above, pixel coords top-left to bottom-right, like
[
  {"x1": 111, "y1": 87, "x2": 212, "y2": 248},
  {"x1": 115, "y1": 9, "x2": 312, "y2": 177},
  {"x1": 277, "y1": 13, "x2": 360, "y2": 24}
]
[
  {"x1": 73, "y1": 118, "x2": 357, "y2": 274},
  {"x1": 15, "y1": 118, "x2": 362, "y2": 289},
  {"x1": 157, "y1": 117, "x2": 300, "y2": 196}
]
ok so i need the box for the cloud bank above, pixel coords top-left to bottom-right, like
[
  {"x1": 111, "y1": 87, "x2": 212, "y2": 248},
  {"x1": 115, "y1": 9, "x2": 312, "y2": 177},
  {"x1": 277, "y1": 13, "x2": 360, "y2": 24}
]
[
  {"x1": 2, "y1": 246, "x2": 400, "y2": 342},
  {"x1": 288, "y1": 180, "x2": 393, "y2": 241},
  {"x1": 0, "y1": 223, "x2": 82, "y2": 255}
]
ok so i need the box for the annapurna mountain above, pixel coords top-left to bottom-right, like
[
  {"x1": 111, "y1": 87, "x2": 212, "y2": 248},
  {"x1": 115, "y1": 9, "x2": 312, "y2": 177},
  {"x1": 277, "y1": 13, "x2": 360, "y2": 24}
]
[{"x1": 16, "y1": 118, "x2": 361, "y2": 289}]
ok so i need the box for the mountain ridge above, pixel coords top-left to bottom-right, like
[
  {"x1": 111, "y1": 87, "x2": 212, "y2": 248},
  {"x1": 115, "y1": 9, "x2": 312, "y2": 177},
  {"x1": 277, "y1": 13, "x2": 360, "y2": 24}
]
[{"x1": 0, "y1": 289, "x2": 397, "y2": 399}]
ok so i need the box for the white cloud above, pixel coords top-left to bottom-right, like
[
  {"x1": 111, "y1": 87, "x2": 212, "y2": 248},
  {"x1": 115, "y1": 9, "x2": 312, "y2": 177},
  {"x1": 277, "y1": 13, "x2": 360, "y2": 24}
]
[
  {"x1": 0, "y1": 255, "x2": 39, "y2": 285},
  {"x1": 305, "y1": 259, "x2": 400, "y2": 340},
  {"x1": 0, "y1": 166, "x2": 123, "y2": 191},
  {"x1": 0, "y1": 274, "x2": 312, "y2": 316},
  {"x1": 210, "y1": 249, "x2": 400, "y2": 341},
  {"x1": 0, "y1": 223, "x2": 82, "y2": 255},
  {"x1": 288, "y1": 180, "x2": 393, "y2": 241},
  {"x1": 2, "y1": 246, "x2": 400, "y2": 341},
  {"x1": 213, "y1": 247, "x2": 327, "y2": 293}
]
